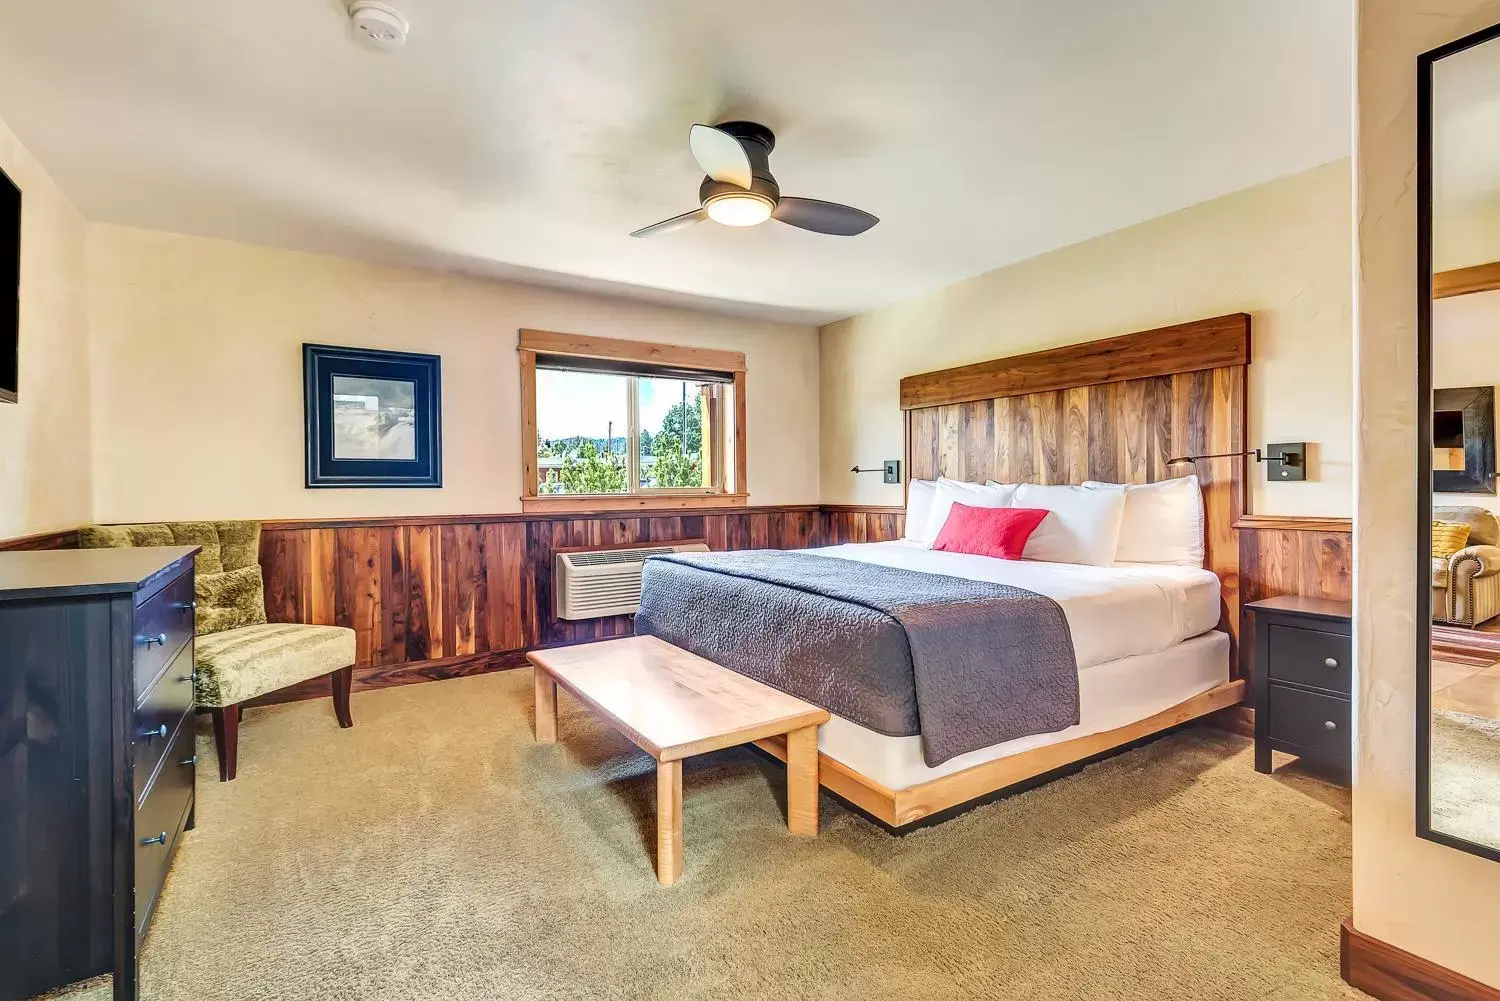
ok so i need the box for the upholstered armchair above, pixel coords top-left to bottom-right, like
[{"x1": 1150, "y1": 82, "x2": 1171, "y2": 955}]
[
  {"x1": 79, "y1": 521, "x2": 356, "y2": 780},
  {"x1": 1432, "y1": 505, "x2": 1500, "y2": 628}
]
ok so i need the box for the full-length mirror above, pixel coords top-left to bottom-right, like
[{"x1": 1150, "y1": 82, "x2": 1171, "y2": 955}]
[{"x1": 1420, "y1": 24, "x2": 1500, "y2": 863}]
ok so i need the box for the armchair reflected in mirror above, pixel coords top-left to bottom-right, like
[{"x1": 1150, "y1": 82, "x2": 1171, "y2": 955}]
[{"x1": 1420, "y1": 23, "x2": 1500, "y2": 863}]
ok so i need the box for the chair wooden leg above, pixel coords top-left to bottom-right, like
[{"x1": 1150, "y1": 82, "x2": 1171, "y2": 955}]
[
  {"x1": 331, "y1": 665, "x2": 354, "y2": 729},
  {"x1": 211, "y1": 706, "x2": 239, "y2": 782}
]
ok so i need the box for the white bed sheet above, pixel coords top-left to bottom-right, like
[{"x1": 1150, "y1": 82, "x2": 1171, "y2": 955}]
[
  {"x1": 812, "y1": 539, "x2": 1222, "y2": 669},
  {"x1": 818, "y1": 629, "x2": 1230, "y2": 791}
]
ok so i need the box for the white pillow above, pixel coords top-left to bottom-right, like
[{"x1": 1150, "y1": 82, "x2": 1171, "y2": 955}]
[
  {"x1": 921, "y1": 478, "x2": 1016, "y2": 545},
  {"x1": 1011, "y1": 483, "x2": 1128, "y2": 567},
  {"x1": 1083, "y1": 476, "x2": 1204, "y2": 567},
  {"x1": 903, "y1": 480, "x2": 937, "y2": 543}
]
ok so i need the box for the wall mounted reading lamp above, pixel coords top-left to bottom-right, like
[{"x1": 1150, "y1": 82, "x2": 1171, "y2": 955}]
[
  {"x1": 1166, "y1": 443, "x2": 1307, "y2": 481},
  {"x1": 852, "y1": 460, "x2": 902, "y2": 484}
]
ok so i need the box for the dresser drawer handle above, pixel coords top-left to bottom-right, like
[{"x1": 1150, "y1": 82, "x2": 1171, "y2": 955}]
[
  {"x1": 139, "y1": 723, "x2": 168, "y2": 740},
  {"x1": 139, "y1": 632, "x2": 168, "y2": 649},
  {"x1": 172, "y1": 600, "x2": 197, "y2": 612},
  {"x1": 1324, "y1": 657, "x2": 1339, "y2": 668},
  {"x1": 180, "y1": 754, "x2": 198, "y2": 767},
  {"x1": 177, "y1": 672, "x2": 197, "y2": 684},
  {"x1": 1323, "y1": 720, "x2": 1338, "y2": 731},
  {"x1": 140, "y1": 831, "x2": 168, "y2": 847}
]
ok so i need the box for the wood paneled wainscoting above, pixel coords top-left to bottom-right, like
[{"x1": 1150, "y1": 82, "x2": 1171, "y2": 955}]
[
  {"x1": 1220, "y1": 514, "x2": 1354, "y2": 734},
  {"x1": 249, "y1": 504, "x2": 905, "y2": 707}
]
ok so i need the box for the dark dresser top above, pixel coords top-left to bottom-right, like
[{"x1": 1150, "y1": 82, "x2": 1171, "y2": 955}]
[
  {"x1": 0, "y1": 546, "x2": 200, "y2": 602},
  {"x1": 1245, "y1": 594, "x2": 1353, "y2": 621}
]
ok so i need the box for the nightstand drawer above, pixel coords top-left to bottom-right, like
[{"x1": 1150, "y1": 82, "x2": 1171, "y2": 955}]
[
  {"x1": 1267, "y1": 685, "x2": 1351, "y2": 759},
  {"x1": 1266, "y1": 623, "x2": 1351, "y2": 695}
]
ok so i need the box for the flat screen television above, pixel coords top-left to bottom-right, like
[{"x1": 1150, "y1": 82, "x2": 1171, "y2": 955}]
[{"x1": 1, "y1": 166, "x2": 17, "y2": 403}]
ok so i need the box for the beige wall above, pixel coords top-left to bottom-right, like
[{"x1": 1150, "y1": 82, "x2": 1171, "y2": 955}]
[
  {"x1": 819, "y1": 160, "x2": 1353, "y2": 517},
  {"x1": 1435, "y1": 191, "x2": 1500, "y2": 270},
  {"x1": 86, "y1": 225, "x2": 819, "y2": 523},
  {"x1": 1355, "y1": 0, "x2": 1500, "y2": 988},
  {"x1": 0, "y1": 115, "x2": 92, "y2": 540},
  {"x1": 1433, "y1": 288, "x2": 1500, "y2": 515}
]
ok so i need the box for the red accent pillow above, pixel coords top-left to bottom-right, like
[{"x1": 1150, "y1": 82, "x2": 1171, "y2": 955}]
[{"x1": 931, "y1": 503, "x2": 1050, "y2": 560}]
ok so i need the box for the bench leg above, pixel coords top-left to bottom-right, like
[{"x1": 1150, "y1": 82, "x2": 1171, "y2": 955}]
[
  {"x1": 785, "y1": 726, "x2": 820, "y2": 837},
  {"x1": 533, "y1": 668, "x2": 557, "y2": 743},
  {"x1": 656, "y1": 759, "x2": 683, "y2": 885},
  {"x1": 331, "y1": 666, "x2": 354, "y2": 729},
  {"x1": 211, "y1": 706, "x2": 239, "y2": 782}
]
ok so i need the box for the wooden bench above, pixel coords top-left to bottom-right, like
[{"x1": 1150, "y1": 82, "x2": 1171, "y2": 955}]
[{"x1": 527, "y1": 635, "x2": 831, "y2": 885}]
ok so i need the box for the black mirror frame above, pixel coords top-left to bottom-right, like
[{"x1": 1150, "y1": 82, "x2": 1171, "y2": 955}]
[{"x1": 1416, "y1": 21, "x2": 1500, "y2": 866}]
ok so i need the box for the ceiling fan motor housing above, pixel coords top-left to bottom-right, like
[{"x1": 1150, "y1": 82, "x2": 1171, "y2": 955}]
[
  {"x1": 697, "y1": 122, "x2": 780, "y2": 209},
  {"x1": 629, "y1": 118, "x2": 878, "y2": 237}
]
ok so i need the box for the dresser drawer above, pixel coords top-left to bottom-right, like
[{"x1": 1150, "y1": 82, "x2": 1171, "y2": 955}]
[
  {"x1": 134, "y1": 722, "x2": 194, "y2": 941},
  {"x1": 133, "y1": 569, "x2": 196, "y2": 695},
  {"x1": 133, "y1": 643, "x2": 195, "y2": 806},
  {"x1": 1268, "y1": 684, "x2": 1351, "y2": 760},
  {"x1": 1265, "y1": 622, "x2": 1351, "y2": 695}
]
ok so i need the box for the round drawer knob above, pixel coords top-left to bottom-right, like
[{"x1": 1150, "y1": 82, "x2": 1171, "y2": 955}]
[
  {"x1": 138, "y1": 723, "x2": 168, "y2": 740},
  {"x1": 1324, "y1": 657, "x2": 1338, "y2": 668},
  {"x1": 179, "y1": 754, "x2": 198, "y2": 767},
  {"x1": 140, "y1": 632, "x2": 168, "y2": 649},
  {"x1": 140, "y1": 831, "x2": 168, "y2": 846},
  {"x1": 1323, "y1": 720, "x2": 1338, "y2": 731}
]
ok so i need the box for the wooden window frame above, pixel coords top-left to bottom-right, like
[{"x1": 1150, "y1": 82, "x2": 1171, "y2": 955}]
[{"x1": 519, "y1": 329, "x2": 748, "y2": 513}]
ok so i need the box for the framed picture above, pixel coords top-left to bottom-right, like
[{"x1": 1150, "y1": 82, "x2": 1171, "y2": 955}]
[
  {"x1": 303, "y1": 343, "x2": 442, "y2": 488},
  {"x1": 1432, "y1": 385, "x2": 1496, "y2": 494}
]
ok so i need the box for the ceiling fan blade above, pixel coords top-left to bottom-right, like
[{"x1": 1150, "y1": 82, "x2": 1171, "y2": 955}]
[
  {"x1": 629, "y1": 208, "x2": 707, "y2": 238},
  {"x1": 689, "y1": 124, "x2": 753, "y2": 189},
  {"x1": 772, "y1": 197, "x2": 879, "y2": 236}
]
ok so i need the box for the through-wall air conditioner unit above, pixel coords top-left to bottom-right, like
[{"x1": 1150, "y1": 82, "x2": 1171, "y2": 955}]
[{"x1": 554, "y1": 542, "x2": 710, "y2": 620}]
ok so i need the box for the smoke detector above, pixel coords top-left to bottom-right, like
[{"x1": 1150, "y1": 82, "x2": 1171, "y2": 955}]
[{"x1": 349, "y1": 1, "x2": 409, "y2": 50}]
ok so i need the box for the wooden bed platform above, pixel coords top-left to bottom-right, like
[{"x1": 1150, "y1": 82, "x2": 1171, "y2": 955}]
[
  {"x1": 754, "y1": 678, "x2": 1246, "y2": 828},
  {"x1": 762, "y1": 312, "x2": 1253, "y2": 827}
]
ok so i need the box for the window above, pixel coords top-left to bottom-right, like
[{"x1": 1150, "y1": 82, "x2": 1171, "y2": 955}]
[{"x1": 520, "y1": 330, "x2": 746, "y2": 510}]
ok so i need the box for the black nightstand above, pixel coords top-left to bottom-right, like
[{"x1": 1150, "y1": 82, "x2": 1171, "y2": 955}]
[{"x1": 1249, "y1": 595, "x2": 1353, "y2": 784}]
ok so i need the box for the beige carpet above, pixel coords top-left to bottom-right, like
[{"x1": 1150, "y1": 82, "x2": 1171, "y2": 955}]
[
  {"x1": 44, "y1": 671, "x2": 1361, "y2": 1001},
  {"x1": 1432, "y1": 708, "x2": 1500, "y2": 853}
]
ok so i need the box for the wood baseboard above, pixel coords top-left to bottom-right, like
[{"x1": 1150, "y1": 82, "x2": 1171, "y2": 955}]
[
  {"x1": 1342, "y1": 918, "x2": 1500, "y2": 1001},
  {"x1": 244, "y1": 650, "x2": 530, "y2": 709}
]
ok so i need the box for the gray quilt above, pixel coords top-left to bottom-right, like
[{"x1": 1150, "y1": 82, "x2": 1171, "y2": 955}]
[{"x1": 634, "y1": 550, "x2": 1079, "y2": 767}]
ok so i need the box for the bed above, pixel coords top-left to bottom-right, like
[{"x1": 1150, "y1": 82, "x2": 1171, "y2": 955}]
[{"x1": 638, "y1": 314, "x2": 1253, "y2": 827}]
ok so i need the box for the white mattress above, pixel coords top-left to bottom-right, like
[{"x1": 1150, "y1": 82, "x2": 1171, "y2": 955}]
[
  {"x1": 813, "y1": 539, "x2": 1222, "y2": 669},
  {"x1": 819, "y1": 629, "x2": 1230, "y2": 791}
]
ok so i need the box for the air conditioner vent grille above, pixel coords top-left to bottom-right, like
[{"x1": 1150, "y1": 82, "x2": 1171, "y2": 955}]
[
  {"x1": 553, "y1": 541, "x2": 710, "y2": 620},
  {"x1": 567, "y1": 546, "x2": 682, "y2": 567}
]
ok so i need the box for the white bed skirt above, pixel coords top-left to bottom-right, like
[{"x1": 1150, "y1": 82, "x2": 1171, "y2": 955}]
[{"x1": 817, "y1": 630, "x2": 1232, "y2": 792}]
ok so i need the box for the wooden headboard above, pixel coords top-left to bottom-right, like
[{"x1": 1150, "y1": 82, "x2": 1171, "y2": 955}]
[{"x1": 899, "y1": 313, "x2": 1251, "y2": 661}]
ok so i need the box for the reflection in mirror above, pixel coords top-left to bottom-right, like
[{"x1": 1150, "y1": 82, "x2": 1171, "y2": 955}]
[{"x1": 1424, "y1": 26, "x2": 1500, "y2": 861}]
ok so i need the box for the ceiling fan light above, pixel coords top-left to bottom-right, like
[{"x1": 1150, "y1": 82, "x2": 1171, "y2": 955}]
[{"x1": 705, "y1": 192, "x2": 774, "y2": 227}]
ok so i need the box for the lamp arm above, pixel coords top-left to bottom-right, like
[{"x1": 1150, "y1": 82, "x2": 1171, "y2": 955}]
[{"x1": 1167, "y1": 448, "x2": 1265, "y2": 464}]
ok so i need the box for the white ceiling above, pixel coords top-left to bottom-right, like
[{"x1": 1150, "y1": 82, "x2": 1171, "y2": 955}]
[{"x1": 0, "y1": 0, "x2": 1351, "y2": 325}]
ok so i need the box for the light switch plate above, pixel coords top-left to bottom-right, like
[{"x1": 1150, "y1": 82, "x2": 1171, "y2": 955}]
[
  {"x1": 883, "y1": 459, "x2": 902, "y2": 484},
  {"x1": 1265, "y1": 442, "x2": 1307, "y2": 481}
]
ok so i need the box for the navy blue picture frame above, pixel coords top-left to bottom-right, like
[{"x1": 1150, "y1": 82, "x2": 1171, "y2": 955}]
[{"x1": 303, "y1": 343, "x2": 442, "y2": 488}]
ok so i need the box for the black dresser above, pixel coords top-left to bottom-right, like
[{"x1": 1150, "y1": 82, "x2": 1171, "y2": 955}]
[
  {"x1": 1249, "y1": 595, "x2": 1353, "y2": 784},
  {"x1": 0, "y1": 546, "x2": 199, "y2": 1001}
]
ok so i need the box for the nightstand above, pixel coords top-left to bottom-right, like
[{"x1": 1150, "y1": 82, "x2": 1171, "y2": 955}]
[{"x1": 1249, "y1": 595, "x2": 1353, "y2": 784}]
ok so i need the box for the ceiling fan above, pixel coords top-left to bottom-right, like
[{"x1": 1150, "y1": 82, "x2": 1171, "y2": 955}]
[{"x1": 630, "y1": 121, "x2": 879, "y2": 238}]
